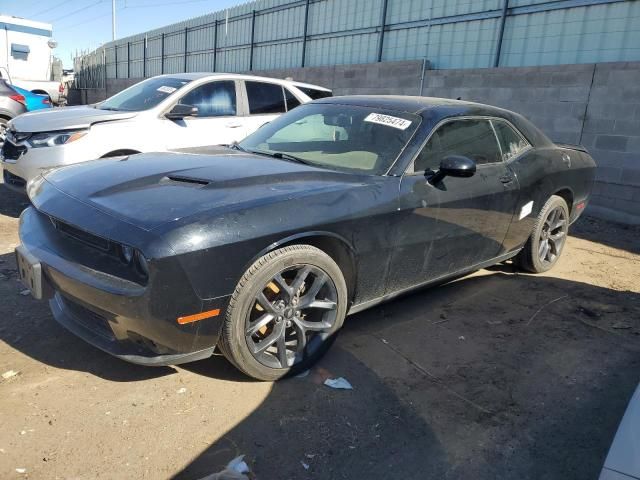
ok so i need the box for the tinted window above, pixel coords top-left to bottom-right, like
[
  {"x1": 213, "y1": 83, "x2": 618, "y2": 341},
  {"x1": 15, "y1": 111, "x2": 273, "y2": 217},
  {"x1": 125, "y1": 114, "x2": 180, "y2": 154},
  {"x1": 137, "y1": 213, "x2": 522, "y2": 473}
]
[
  {"x1": 246, "y1": 81, "x2": 285, "y2": 114},
  {"x1": 492, "y1": 120, "x2": 531, "y2": 161},
  {"x1": 99, "y1": 76, "x2": 191, "y2": 111},
  {"x1": 180, "y1": 81, "x2": 236, "y2": 117},
  {"x1": 284, "y1": 88, "x2": 301, "y2": 111},
  {"x1": 414, "y1": 118, "x2": 501, "y2": 172},
  {"x1": 239, "y1": 103, "x2": 420, "y2": 175},
  {"x1": 297, "y1": 86, "x2": 332, "y2": 100}
]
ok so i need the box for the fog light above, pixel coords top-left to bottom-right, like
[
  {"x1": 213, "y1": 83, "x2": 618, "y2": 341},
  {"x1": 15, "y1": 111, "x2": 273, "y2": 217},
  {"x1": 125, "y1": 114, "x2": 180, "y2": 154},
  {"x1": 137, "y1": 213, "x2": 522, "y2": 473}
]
[
  {"x1": 135, "y1": 251, "x2": 149, "y2": 276},
  {"x1": 121, "y1": 245, "x2": 134, "y2": 263}
]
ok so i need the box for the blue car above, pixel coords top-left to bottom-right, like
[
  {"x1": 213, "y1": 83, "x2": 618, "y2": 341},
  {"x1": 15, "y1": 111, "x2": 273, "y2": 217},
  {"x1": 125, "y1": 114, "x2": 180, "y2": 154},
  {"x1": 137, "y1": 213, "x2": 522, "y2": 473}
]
[{"x1": 11, "y1": 84, "x2": 52, "y2": 111}]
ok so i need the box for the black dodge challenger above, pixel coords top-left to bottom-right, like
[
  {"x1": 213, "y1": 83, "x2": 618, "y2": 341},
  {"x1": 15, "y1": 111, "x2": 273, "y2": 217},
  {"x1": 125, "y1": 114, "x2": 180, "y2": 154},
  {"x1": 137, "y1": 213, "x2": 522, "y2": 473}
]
[{"x1": 16, "y1": 96, "x2": 596, "y2": 380}]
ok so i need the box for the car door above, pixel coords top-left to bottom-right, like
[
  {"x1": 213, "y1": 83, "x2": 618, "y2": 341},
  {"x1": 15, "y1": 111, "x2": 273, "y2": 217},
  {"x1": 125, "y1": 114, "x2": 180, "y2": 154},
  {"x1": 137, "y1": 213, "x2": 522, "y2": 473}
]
[
  {"x1": 163, "y1": 80, "x2": 244, "y2": 149},
  {"x1": 386, "y1": 117, "x2": 520, "y2": 292},
  {"x1": 240, "y1": 81, "x2": 290, "y2": 137}
]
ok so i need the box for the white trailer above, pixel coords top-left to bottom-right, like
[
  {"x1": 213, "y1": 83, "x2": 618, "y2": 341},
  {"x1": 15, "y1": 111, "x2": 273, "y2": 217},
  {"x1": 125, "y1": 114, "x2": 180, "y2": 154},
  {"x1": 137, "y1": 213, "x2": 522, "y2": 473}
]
[{"x1": 0, "y1": 15, "x2": 64, "y2": 104}]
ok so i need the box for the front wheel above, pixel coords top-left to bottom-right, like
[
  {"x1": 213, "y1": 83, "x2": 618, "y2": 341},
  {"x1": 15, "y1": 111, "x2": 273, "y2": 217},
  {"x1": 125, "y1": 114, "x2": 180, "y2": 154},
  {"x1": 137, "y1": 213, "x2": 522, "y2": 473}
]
[
  {"x1": 219, "y1": 245, "x2": 348, "y2": 381},
  {"x1": 515, "y1": 195, "x2": 569, "y2": 273}
]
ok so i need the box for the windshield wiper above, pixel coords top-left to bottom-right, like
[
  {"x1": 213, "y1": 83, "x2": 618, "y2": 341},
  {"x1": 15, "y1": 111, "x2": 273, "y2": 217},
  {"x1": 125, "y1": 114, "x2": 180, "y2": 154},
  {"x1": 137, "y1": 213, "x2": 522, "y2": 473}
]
[{"x1": 246, "y1": 148, "x2": 312, "y2": 166}]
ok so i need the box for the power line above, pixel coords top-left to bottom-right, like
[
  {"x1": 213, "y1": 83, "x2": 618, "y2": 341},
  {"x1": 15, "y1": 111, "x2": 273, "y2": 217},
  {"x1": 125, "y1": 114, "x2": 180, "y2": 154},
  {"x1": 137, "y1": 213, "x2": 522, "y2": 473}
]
[{"x1": 48, "y1": 1, "x2": 106, "y2": 24}]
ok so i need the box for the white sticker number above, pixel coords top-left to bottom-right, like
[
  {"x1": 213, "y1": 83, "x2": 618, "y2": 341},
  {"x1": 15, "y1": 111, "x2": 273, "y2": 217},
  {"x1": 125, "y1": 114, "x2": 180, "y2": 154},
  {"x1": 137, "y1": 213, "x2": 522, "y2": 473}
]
[
  {"x1": 157, "y1": 86, "x2": 177, "y2": 94},
  {"x1": 364, "y1": 113, "x2": 412, "y2": 130}
]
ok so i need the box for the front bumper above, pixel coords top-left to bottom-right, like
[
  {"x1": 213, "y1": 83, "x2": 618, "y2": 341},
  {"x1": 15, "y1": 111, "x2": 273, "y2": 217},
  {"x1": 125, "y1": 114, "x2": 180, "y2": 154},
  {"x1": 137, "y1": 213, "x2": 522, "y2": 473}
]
[{"x1": 19, "y1": 206, "x2": 229, "y2": 366}]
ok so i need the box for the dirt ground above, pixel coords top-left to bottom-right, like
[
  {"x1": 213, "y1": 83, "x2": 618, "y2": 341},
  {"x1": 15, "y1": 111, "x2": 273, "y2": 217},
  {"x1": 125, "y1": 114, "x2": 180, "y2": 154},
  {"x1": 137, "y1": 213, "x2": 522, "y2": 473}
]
[{"x1": 0, "y1": 183, "x2": 639, "y2": 480}]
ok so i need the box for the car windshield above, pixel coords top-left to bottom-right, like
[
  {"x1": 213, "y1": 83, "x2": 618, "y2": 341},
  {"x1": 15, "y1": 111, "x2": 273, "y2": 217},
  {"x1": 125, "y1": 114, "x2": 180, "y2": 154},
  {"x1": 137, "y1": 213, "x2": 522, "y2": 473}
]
[
  {"x1": 98, "y1": 76, "x2": 191, "y2": 111},
  {"x1": 239, "y1": 103, "x2": 420, "y2": 175}
]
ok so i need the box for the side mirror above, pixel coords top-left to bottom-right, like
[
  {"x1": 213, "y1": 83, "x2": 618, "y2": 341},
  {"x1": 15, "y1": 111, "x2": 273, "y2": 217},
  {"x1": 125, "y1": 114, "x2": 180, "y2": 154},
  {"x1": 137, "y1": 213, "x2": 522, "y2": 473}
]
[
  {"x1": 166, "y1": 103, "x2": 198, "y2": 120},
  {"x1": 428, "y1": 155, "x2": 476, "y2": 184}
]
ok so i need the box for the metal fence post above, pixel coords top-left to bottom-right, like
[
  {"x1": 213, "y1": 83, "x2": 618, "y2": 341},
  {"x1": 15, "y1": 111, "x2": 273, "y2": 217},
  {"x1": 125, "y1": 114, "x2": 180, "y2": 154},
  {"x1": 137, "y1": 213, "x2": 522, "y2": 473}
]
[
  {"x1": 127, "y1": 41, "x2": 130, "y2": 78},
  {"x1": 213, "y1": 20, "x2": 218, "y2": 72},
  {"x1": 301, "y1": 0, "x2": 310, "y2": 67},
  {"x1": 184, "y1": 27, "x2": 188, "y2": 72},
  {"x1": 161, "y1": 33, "x2": 165, "y2": 74},
  {"x1": 249, "y1": 9, "x2": 256, "y2": 71},
  {"x1": 143, "y1": 37, "x2": 147, "y2": 78},
  {"x1": 114, "y1": 45, "x2": 118, "y2": 79},
  {"x1": 494, "y1": 0, "x2": 509, "y2": 68},
  {"x1": 377, "y1": 0, "x2": 389, "y2": 62}
]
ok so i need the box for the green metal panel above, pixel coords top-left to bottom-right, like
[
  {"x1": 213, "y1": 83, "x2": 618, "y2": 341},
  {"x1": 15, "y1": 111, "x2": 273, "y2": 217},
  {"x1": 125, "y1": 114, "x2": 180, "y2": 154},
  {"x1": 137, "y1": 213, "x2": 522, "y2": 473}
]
[{"x1": 74, "y1": 0, "x2": 640, "y2": 84}]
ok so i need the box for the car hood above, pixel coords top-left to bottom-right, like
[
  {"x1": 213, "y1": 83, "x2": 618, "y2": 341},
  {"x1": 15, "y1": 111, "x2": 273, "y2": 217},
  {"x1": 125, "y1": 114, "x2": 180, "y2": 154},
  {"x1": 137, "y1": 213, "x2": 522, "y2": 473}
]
[
  {"x1": 36, "y1": 151, "x2": 371, "y2": 231},
  {"x1": 10, "y1": 105, "x2": 137, "y2": 133}
]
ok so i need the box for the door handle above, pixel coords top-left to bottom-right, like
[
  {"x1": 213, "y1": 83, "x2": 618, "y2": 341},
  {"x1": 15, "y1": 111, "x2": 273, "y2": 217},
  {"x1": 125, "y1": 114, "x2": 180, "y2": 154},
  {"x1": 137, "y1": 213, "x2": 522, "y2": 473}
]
[
  {"x1": 225, "y1": 122, "x2": 243, "y2": 128},
  {"x1": 499, "y1": 174, "x2": 515, "y2": 184}
]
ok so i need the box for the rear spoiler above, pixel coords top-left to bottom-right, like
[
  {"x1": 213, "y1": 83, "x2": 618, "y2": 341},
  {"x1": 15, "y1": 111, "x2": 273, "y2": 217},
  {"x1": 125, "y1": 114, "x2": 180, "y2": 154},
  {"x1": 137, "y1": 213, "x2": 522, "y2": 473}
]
[{"x1": 555, "y1": 143, "x2": 589, "y2": 153}]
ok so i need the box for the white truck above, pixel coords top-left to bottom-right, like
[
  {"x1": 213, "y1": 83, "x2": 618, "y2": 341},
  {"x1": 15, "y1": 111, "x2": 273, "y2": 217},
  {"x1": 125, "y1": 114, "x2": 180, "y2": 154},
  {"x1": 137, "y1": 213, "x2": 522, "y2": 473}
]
[{"x1": 0, "y1": 15, "x2": 64, "y2": 105}]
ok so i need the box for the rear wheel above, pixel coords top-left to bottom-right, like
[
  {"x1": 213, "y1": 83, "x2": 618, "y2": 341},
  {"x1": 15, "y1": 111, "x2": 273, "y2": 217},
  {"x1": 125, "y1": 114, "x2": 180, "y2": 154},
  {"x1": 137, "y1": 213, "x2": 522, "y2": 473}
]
[
  {"x1": 219, "y1": 245, "x2": 347, "y2": 381},
  {"x1": 515, "y1": 195, "x2": 569, "y2": 273}
]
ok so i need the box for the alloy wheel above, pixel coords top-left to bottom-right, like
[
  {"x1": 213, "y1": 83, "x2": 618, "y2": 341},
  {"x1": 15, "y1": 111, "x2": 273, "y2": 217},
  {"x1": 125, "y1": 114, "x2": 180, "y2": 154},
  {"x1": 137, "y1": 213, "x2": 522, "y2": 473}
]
[
  {"x1": 538, "y1": 206, "x2": 568, "y2": 265},
  {"x1": 245, "y1": 264, "x2": 338, "y2": 369}
]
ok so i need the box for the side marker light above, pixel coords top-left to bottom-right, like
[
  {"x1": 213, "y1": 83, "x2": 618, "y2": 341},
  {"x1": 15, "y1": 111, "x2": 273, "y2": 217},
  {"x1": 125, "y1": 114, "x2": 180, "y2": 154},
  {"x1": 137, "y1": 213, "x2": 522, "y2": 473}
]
[{"x1": 177, "y1": 308, "x2": 221, "y2": 325}]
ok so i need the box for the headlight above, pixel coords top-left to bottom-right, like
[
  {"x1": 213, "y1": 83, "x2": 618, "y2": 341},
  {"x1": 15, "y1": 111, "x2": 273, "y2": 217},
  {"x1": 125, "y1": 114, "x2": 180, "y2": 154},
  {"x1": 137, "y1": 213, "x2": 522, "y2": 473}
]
[
  {"x1": 25, "y1": 174, "x2": 46, "y2": 200},
  {"x1": 28, "y1": 130, "x2": 88, "y2": 148}
]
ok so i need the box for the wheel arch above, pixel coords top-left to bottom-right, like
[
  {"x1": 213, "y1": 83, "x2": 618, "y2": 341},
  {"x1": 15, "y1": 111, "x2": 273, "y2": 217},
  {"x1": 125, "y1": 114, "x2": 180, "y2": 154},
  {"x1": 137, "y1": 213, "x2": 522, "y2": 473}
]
[
  {"x1": 30, "y1": 89, "x2": 49, "y2": 96},
  {"x1": 255, "y1": 232, "x2": 358, "y2": 305},
  {"x1": 553, "y1": 187, "x2": 574, "y2": 214}
]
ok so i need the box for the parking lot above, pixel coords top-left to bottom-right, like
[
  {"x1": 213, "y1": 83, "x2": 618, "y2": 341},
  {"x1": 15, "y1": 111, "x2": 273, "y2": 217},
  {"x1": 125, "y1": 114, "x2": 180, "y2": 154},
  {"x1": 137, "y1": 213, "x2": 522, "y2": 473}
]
[{"x1": 0, "y1": 181, "x2": 639, "y2": 479}]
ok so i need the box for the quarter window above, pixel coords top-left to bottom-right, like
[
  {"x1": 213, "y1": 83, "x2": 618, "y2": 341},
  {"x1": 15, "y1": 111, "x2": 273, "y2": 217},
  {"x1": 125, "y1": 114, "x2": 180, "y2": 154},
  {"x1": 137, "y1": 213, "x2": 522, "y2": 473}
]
[
  {"x1": 414, "y1": 118, "x2": 502, "y2": 172},
  {"x1": 297, "y1": 86, "x2": 332, "y2": 100},
  {"x1": 180, "y1": 81, "x2": 237, "y2": 117},
  {"x1": 284, "y1": 88, "x2": 301, "y2": 111},
  {"x1": 492, "y1": 120, "x2": 531, "y2": 161},
  {"x1": 246, "y1": 81, "x2": 286, "y2": 114}
]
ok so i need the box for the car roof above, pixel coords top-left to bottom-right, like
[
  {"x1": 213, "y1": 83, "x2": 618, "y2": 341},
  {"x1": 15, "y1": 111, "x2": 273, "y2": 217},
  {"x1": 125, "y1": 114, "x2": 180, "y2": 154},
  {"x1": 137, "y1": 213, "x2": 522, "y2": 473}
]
[
  {"x1": 316, "y1": 95, "x2": 495, "y2": 115},
  {"x1": 151, "y1": 72, "x2": 331, "y2": 91},
  {"x1": 315, "y1": 95, "x2": 554, "y2": 147}
]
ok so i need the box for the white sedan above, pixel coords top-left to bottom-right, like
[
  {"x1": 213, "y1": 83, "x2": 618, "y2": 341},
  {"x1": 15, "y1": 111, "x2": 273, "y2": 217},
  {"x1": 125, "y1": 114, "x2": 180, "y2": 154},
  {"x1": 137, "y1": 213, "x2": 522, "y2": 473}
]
[{"x1": 1, "y1": 73, "x2": 331, "y2": 191}]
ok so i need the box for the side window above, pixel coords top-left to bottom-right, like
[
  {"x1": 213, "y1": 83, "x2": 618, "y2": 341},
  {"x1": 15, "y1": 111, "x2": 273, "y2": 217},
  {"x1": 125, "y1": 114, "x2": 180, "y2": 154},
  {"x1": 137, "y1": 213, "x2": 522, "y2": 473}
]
[
  {"x1": 180, "y1": 81, "x2": 236, "y2": 117},
  {"x1": 297, "y1": 86, "x2": 332, "y2": 100},
  {"x1": 284, "y1": 88, "x2": 301, "y2": 111},
  {"x1": 246, "y1": 81, "x2": 286, "y2": 114},
  {"x1": 414, "y1": 118, "x2": 502, "y2": 172},
  {"x1": 492, "y1": 120, "x2": 531, "y2": 161}
]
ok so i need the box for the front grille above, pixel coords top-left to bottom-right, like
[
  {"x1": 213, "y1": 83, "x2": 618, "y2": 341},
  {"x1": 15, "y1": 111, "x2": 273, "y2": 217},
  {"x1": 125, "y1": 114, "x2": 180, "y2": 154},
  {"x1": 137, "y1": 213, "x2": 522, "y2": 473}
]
[
  {"x1": 50, "y1": 217, "x2": 112, "y2": 252},
  {"x1": 59, "y1": 295, "x2": 114, "y2": 340},
  {"x1": 1, "y1": 140, "x2": 27, "y2": 161}
]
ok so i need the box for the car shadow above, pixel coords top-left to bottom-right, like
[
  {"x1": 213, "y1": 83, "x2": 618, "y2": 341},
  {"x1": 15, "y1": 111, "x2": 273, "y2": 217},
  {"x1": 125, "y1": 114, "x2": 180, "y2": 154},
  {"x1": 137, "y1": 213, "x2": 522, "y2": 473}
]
[
  {"x1": 171, "y1": 272, "x2": 640, "y2": 479},
  {"x1": 0, "y1": 182, "x2": 29, "y2": 219}
]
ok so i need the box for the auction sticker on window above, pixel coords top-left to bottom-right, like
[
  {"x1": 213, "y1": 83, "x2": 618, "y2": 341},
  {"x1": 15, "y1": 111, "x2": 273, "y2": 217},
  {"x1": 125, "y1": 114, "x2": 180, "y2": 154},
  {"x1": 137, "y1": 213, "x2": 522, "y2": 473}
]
[
  {"x1": 364, "y1": 113, "x2": 412, "y2": 130},
  {"x1": 157, "y1": 86, "x2": 177, "y2": 94}
]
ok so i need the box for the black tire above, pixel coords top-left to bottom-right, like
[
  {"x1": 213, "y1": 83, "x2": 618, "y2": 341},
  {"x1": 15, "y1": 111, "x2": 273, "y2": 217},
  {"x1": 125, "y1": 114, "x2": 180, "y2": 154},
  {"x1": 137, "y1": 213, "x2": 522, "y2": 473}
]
[
  {"x1": 219, "y1": 245, "x2": 348, "y2": 381},
  {"x1": 515, "y1": 195, "x2": 570, "y2": 273},
  {"x1": 0, "y1": 116, "x2": 9, "y2": 146}
]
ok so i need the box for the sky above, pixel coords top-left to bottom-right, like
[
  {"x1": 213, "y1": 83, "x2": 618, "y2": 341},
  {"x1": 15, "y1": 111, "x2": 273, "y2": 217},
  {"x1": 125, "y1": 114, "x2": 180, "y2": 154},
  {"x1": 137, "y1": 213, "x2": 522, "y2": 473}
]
[{"x1": 0, "y1": 0, "x2": 244, "y2": 67}]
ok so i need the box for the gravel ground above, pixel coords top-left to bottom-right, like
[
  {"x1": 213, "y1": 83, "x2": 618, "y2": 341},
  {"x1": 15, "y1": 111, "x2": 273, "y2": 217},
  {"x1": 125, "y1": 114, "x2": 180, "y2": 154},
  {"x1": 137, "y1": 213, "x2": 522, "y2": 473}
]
[{"x1": 0, "y1": 183, "x2": 639, "y2": 480}]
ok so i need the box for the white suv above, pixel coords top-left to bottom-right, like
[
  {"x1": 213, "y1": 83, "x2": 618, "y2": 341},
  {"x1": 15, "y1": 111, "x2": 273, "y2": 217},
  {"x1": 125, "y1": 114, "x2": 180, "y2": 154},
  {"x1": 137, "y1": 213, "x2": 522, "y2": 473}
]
[{"x1": 1, "y1": 73, "x2": 331, "y2": 191}]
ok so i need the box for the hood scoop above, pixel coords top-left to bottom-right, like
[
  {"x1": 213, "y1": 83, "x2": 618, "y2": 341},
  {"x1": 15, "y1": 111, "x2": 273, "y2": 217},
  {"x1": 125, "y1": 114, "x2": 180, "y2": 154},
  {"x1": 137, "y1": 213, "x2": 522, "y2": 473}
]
[{"x1": 162, "y1": 175, "x2": 210, "y2": 187}]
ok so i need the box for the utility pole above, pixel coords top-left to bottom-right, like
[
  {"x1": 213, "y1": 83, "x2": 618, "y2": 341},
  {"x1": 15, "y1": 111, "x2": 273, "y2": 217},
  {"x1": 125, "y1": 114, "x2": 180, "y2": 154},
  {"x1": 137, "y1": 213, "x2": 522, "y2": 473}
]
[{"x1": 111, "y1": 0, "x2": 116, "y2": 41}]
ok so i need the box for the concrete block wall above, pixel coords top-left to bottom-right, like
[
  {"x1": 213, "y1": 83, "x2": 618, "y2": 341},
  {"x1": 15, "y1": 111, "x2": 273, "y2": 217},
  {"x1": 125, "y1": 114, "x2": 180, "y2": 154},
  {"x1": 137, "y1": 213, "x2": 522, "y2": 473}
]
[{"x1": 67, "y1": 59, "x2": 640, "y2": 224}]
